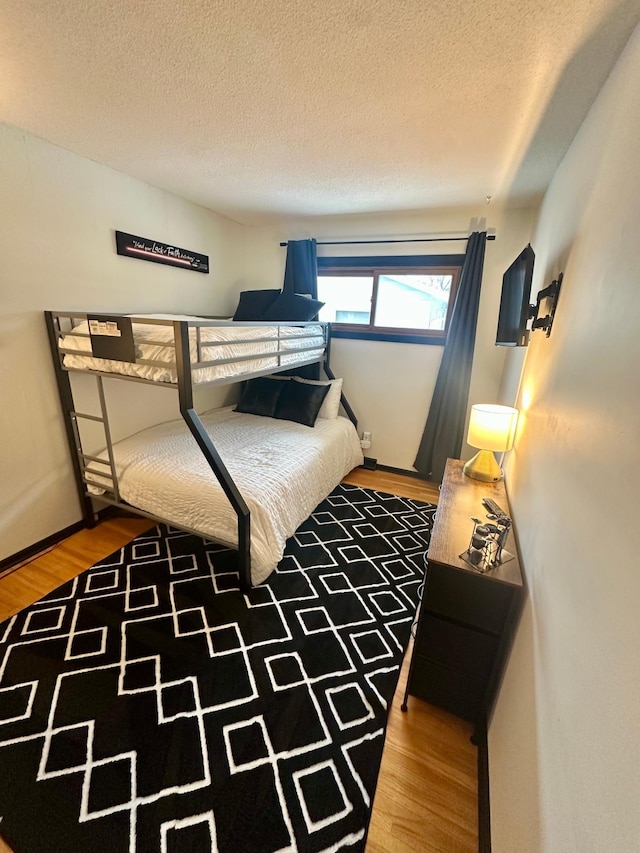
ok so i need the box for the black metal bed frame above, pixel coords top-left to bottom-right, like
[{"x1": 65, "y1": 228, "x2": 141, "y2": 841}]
[{"x1": 44, "y1": 311, "x2": 358, "y2": 593}]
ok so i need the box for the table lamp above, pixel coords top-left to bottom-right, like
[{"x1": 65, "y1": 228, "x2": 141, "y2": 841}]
[{"x1": 463, "y1": 404, "x2": 519, "y2": 482}]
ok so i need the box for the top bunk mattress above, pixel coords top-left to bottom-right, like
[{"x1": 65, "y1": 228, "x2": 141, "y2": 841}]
[
  {"x1": 87, "y1": 407, "x2": 364, "y2": 586},
  {"x1": 58, "y1": 315, "x2": 326, "y2": 385}
]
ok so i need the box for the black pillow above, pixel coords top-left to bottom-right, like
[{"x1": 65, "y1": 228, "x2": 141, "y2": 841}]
[
  {"x1": 274, "y1": 380, "x2": 330, "y2": 427},
  {"x1": 234, "y1": 377, "x2": 285, "y2": 418},
  {"x1": 233, "y1": 289, "x2": 281, "y2": 321},
  {"x1": 261, "y1": 292, "x2": 325, "y2": 322}
]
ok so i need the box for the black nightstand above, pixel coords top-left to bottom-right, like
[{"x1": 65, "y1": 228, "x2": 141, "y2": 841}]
[{"x1": 402, "y1": 459, "x2": 524, "y2": 734}]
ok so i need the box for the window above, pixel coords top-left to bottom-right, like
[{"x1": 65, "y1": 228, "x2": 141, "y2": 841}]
[{"x1": 317, "y1": 254, "x2": 464, "y2": 344}]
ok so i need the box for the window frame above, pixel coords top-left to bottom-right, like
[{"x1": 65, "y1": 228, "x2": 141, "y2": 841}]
[{"x1": 317, "y1": 254, "x2": 465, "y2": 345}]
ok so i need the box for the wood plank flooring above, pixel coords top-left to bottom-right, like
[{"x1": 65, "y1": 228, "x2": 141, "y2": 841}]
[
  {"x1": 346, "y1": 472, "x2": 477, "y2": 852},
  {"x1": 0, "y1": 469, "x2": 477, "y2": 853}
]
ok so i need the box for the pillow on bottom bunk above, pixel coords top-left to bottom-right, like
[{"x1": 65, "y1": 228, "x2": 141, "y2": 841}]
[
  {"x1": 234, "y1": 377, "x2": 284, "y2": 418},
  {"x1": 235, "y1": 377, "x2": 329, "y2": 426},
  {"x1": 274, "y1": 380, "x2": 330, "y2": 427},
  {"x1": 293, "y1": 377, "x2": 342, "y2": 419}
]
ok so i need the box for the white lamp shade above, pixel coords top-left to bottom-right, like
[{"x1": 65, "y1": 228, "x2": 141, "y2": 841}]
[{"x1": 467, "y1": 404, "x2": 519, "y2": 452}]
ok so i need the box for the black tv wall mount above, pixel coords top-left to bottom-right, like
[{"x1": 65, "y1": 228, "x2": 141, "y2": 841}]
[{"x1": 529, "y1": 272, "x2": 563, "y2": 338}]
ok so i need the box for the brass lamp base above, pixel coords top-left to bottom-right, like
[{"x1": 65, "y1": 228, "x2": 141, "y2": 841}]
[{"x1": 463, "y1": 449, "x2": 503, "y2": 482}]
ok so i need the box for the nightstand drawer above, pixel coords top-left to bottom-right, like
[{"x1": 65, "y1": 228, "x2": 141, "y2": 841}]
[
  {"x1": 408, "y1": 655, "x2": 485, "y2": 722},
  {"x1": 414, "y1": 613, "x2": 499, "y2": 676},
  {"x1": 424, "y1": 562, "x2": 514, "y2": 634}
]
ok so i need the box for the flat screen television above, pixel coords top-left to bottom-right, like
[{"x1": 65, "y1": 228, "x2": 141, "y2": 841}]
[{"x1": 496, "y1": 244, "x2": 535, "y2": 346}]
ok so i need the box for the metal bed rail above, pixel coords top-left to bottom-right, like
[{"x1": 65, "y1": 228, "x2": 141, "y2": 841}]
[{"x1": 51, "y1": 312, "x2": 330, "y2": 379}]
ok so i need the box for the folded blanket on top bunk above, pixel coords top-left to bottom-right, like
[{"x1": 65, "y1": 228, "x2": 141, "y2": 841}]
[
  {"x1": 59, "y1": 315, "x2": 325, "y2": 384},
  {"x1": 86, "y1": 406, "x2": 364, "y2": 585}
]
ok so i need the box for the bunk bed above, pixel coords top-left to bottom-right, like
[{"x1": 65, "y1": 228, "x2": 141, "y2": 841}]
[{"x1": 45, "y1": 311, "x2": 363, "y2": 591}]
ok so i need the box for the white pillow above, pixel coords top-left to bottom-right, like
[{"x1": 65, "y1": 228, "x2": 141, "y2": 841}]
[{"x1": 293, "y1": 377, "x2": 342, "y2": 419}]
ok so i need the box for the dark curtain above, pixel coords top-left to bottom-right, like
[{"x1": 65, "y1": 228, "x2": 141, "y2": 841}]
[
  {"x1": 283, "y1": 239, "x2": 318, "y2": 297},
  {"x1": 281, "y1": 238, "x2": 320, "y2": 378},
  {"x1": 413, "y1": 231, "x2": 487, "y2": 483}
]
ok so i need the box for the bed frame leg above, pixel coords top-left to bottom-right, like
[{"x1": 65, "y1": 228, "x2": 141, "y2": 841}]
[
  {"x1": 179, "y1": 407, "x2": 252, "y2": 593},
  {"x1": 174, "y1": 321, "x2": 253, "y2": 593}
]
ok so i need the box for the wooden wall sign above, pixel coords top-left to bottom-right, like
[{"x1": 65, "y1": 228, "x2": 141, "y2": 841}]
[{"x1": 115, "y1": 231, "x2": 209, "y2": 273}]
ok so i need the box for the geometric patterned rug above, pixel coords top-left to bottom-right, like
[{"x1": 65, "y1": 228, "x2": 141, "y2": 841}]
[{"x1": 0, "y1": 484, "x2": 435, "y2": 853}]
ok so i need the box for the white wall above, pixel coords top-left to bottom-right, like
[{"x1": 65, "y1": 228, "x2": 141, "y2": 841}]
[
  {"x1": 242, "y1": 206, "x2": 536, "y2": 469},
  {"x1": 0, "y1": 123, "x2": 246, "y2": 561},
  {"x1": 490, "y1": 22, "x2": 640, "y2": 853}
]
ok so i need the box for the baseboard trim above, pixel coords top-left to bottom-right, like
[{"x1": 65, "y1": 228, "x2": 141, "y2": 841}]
[
  {"x1": 374, "y1": 463, "x2": 430, "y2": 481},
  {"x1": 0, "y1": 506, "x2": 122, "y2": 579},
  {"x1": 477, "y1": 717, "x2": 491, "y2": 852},
  {"x1": 0, "y1": 521, "x2": 87, "y2": 579}
]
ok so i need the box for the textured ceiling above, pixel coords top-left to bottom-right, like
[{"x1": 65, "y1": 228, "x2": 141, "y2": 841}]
[{"x1": 1, "y1": 0, "x2": 639, "y2": 224}]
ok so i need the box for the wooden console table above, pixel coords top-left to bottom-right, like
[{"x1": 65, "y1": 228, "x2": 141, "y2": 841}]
[{"x1": 402, "y1": 458, "x2": 524, "y2": 734}]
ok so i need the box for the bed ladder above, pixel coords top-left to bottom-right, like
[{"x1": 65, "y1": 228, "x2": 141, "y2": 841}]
[{"x1": 45, "y1": 312, "x2": 102, "y2": 528}]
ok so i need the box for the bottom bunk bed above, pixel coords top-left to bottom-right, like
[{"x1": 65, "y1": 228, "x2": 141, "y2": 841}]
[{"x1": 86, "y1": 405, "x2": 363, "y2": 586}]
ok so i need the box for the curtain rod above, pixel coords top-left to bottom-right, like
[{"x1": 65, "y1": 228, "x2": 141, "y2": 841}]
[{"x1": 279, "y1": 235, "x2": 496, "y2": 247}]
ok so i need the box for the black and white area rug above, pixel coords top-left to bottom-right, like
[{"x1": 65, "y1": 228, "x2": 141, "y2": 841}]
[{"x1": 0, "y1": 484, "x2": 435, "y2": 853}]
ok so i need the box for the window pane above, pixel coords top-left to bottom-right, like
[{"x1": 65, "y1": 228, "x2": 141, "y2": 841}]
[
  {"x1": 317, "y1": 276, "x2": 373, "y2": 325},
  {"x1": 374, "y1": 274, "x2": 453, "y2": 331}
]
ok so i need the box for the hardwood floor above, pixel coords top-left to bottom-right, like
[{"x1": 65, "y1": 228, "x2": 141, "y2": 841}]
[
  {"x1": 0, "y1": 469, "x2": 477, "y2": 853},
  {"x1": 345, "y1": 471, "x2": 477, "y2": 853},
  {"x1": 0, "y1": 517, "x2": 154, "y2": 624},
  {"x1": 342, "y1": 467, "x2": 442, "y2": 504}
]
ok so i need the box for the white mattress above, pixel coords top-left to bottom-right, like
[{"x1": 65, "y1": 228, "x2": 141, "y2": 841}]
[
  {"x1": 88, "y1": 407, "x2": 364, "y2": 585},
  {"x1": 60, "y1": 316, "x2": 325, "y2": 384}
]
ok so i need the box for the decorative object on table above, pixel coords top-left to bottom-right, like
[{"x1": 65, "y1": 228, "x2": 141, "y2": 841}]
[
  {"x1": 463, "y1": 403, "x2": 519, "y2": 482},
  {"x1": 115, "y1": 230, "x2": 209, "y2": 273},
  {"x1": 460, "y1": 510, "x2": 514, "y2": 573},
  {"x1": 0, "y1": 484, "x2": 435, "y2": 853}
]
